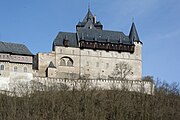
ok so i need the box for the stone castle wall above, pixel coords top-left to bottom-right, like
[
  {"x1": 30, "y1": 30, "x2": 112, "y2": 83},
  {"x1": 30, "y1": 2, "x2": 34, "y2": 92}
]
[
  {"x1": 34, "y1": 42, "x2": 142, "y2": 80},
  {"x1": 33, "y1": 76, "x2": 154, "y2": 94}
]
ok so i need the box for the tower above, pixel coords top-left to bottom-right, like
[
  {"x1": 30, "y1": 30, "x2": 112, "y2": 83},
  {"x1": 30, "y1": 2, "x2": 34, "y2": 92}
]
[{"x1": 129, "y1": 22, "x2": 143, "y2": 80}]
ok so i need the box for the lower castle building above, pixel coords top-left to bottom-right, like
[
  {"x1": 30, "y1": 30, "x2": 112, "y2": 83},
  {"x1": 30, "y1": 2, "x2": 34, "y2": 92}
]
[{"x1": 0, "y1": 8, "x2": 150, "y2": 93}]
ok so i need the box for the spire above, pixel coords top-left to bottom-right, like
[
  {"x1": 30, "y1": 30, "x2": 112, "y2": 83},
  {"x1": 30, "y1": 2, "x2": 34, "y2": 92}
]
[
  {"x1": 88, "y1": 3, "x2": 90, "y2": 12},
  {"x1": 82, "y1": 5, "x2": 93, "y2": 23},
  {"x1": 129, "y1": 21, "x2": 141, "y2": 43},
  {"x1": 76, "y1": 5, "x2": 103, "y2": 30}
]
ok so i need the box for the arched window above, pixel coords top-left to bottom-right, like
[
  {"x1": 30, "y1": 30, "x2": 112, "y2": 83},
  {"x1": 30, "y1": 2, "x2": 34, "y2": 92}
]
[
  {"x1": 60, "y1": 57, "x2": 74, "y2": 67},
  {"x1": 67, "y1": 59, "x2": 73, "y2": 66},
  {"x1": 24, "y1": 67, "x2": 27, "y2": 72},
  {"x1": 0, "y1": 65, "x2": 4, "y2": 70},
  {"x1": 60, "y1": 58, "x2": 66, "y2": 66},
  {"x1": 14, "y1": 66, "x2": 17, "y2": 72}
]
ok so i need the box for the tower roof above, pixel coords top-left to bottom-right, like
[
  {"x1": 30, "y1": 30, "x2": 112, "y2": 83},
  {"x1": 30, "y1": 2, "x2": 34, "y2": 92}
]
[
  {"x1": 82, "y1": 7, "x2": 94, "y2": 23},
  {"x1": 48, "y1": 61, "x2": 56, "y2": 68},
  {"x1": 76, "y1": 7, "x2": 103, "y2": 30},
  {"x1": 129, "y1": 22, "x2": 141, "y2": 43}
]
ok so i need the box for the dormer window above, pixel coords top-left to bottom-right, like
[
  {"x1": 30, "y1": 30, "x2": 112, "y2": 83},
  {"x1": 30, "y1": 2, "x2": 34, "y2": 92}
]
[
  {"x1": 63, "y1": 39, "x2": 69, "y2": 47},
  {"x1": 89, "y1": 25, "x2": 93, "y2": 29}
]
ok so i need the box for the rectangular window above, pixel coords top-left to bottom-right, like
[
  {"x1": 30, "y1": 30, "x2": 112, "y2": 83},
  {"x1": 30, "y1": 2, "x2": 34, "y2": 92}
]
[
  {"x1": 60, "y1": 49, "x2": 62, "y2": 53},
  {"x1": 86, "y1": 61, "x2": 89, "y2": 66},
  {"x1": 14, "y1": 66, "x2": 17, "y2": 72},
  {"x1": 88, "y1": 51, "x2": 90, "y2": 55},
  {"x1": 100, "y1": 52, "x2": 102, "y2": 56},
  {"x1": 96, "y1": 62, "x2": 99, "y2": 67},
  {"x1": 0, "y1": 65, "x2": 4, "y2": 70},
  {"x1": 106, "y1": 63, "x2": 109, "y2": 68}
]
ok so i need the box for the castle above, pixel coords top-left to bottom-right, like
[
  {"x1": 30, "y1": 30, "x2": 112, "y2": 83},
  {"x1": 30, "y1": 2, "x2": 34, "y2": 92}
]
[
  {"x1": 0, "y1": 8, "x2": 151, "y2": 93},
  {"x1": 33, "y1": 8, "x2": 142, "y2": 80}
]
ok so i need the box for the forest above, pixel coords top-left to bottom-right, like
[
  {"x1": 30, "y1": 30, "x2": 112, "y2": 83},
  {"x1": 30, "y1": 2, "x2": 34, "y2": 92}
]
[{"x1": 0, "y1": 76, "x2": 179, "y2": 120}]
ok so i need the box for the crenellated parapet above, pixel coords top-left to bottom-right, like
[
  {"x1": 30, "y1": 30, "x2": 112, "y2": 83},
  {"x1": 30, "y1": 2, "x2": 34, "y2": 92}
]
[{"x1": 33, "y1": 76, "x2": 154, "y2": 94}]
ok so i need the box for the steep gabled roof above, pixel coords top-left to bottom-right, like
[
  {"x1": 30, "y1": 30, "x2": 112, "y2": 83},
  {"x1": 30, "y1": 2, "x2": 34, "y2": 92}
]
[
  {"x1": 53, "y1": 32, "x2": 78, "y2": 48},
  {"x1": 48, "y1": 61, "x2": 56, "y2": 68},
  {"x1": 129, "y1": 22, "x2": 141, "y2": 43},
  {"x1": 82, "y1": 7, "x2": 94, "y2": 23},
  {"x1": 0, "y1": 41, "x2": 33, "y2": 56},
  {"x1": 76, "y1": 8, "x2": 103, "y2": 30}
]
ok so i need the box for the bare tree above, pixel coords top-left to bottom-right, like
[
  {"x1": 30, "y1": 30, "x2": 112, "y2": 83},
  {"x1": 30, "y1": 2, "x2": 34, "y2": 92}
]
[{"x1": 110, "y1": 61, "x2": 132, "y2": 80}]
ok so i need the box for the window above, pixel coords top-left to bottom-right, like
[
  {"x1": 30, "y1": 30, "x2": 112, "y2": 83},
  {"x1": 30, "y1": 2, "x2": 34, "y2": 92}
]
[
  {"x1": 100, "y1": 52, "x2": 102, "y2": 56},
  {"x1": 96, "y1": 62, "x2": 99, "y2": 67},
  {"x1": 72, "y1": 50, "x2": 75, "y2": 55},
  {"x1": 67, "y1": 59, "x2": 73, "y2": 66},
  {"x1": 88, "y1": 51, "x2": 90, "y2": 55},
  {"x1": 0, "y1": 65, "x2": 4, "y2": 70},
  {"x1": 86, "y1": 61, "x2": 89, "y2": 66},
  {"x1": 60, "y1": 58, "x2": 66, "y2": 66},
  {"x1": 24, "y1": 67, "x2": 27, "y2": 72},
  {"x1": 122, "y1": 54, "x2": 124, "y2": 58},
  {"x1": 60, "y1": 57, "x2": 74, "y2": 67},
  {"x1": 106, "y1": 63, "x2": 109, "y2": 69},
  {"x1": 14, "y1": 66, "x2": 17, "y2": 72},
  {"x1": 60, "y1": 49, "x2": 62, "y2": 53}
]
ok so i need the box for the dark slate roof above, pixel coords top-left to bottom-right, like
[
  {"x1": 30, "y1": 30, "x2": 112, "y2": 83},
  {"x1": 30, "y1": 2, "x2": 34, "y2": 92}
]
[
  {"x1": 77, "y1": 28, "x2": 132, "y2": 44},
  {"x1": 53, "y1": 32, "x2": 78, "y2": 47},
  {"x1": 129, "y1": 22, "x2": 141, "y2": 42},
  {"x1": 82, "y1": 8, "x2": 94, "y2": 23},
  {"x1": 76, "y1": 8, "x2": 103, "y2": 29},
  {"x1": 0, "y1": 41, "x2": 33, "y2": 56},
  {"x1": 53, "y1": 29, "x2": 133, "y2": 49},
  {"x1": 53, "y1": 8, "x2": 139, "y2": 48},
  {"x1": 48, "y1": 61, "x2": 56, "y2": 68}
]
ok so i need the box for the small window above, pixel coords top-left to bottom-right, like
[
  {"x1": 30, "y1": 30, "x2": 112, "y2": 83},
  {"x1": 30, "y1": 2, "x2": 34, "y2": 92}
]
[
  {"x1": 88, "y1": 51, "x2": 90, "y2": 55},
  {"x1": 60, "y1": 49, "x2": 62, "y2": 53},
  {"x1": 100, "y1": 52, "x2": 102, "y2": 56},
  {"x1": 63, "y1": 40, "x2": 69, "y2": 47},
  {"x1": 87, "y1": 61, "x2": 89, "y2": 66},
  {"x1": 96, "y1": 62, "x2": 99, "y2": 67},
  {"x1": 106, "y1": 63, "x2": 109, "y2": 69},
  {"x1": 67, "y1": 59, "x2": 73, "y2": 66},
  {"x1": 24, "y1": 67, "x2": 27, "y2": 72},
  {"x1": 14, "y1": 66, "x2": 17, "y2": 72},
  {"x1": 72, "y1": 50, "x2": 75, "y2": 55},
  {"x1": 0, "y1": 65, "x2": 4, "y2": 70},
  {"x1": 60, "y1": 59, "x2": 66, "y2": 66}
]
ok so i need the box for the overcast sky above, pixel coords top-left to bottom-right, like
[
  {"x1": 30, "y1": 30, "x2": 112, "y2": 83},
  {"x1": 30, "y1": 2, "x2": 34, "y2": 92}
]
[{"x1": 0, "y1": 0, "x2": 180, "y2": 83}]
